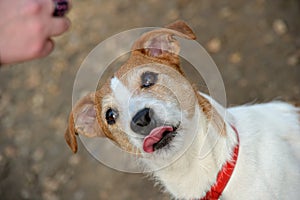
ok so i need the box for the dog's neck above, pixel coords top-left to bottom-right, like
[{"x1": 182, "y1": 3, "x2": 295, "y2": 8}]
[{"x1": 146, "y1": 95, "x2": 238, "y2": 199}]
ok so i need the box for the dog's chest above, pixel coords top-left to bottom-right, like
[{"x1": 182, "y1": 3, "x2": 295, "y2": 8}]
[
  {"x1": 150, "y1": 102, "x2": 300, "y2": 199},
  {"x1": 150, "y1": 135, "x2": 224, "y2": 199}
]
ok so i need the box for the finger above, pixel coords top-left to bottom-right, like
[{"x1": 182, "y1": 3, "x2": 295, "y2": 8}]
[
  {"x1": 36, "y1": 0, "x2": 55, "y2": 15},
  {"x1": 48, "y1": 17, "x2": 71, "y2": 36},
  {"x1": 38, "y1": 39, "x2": 54, "y2": 58}
]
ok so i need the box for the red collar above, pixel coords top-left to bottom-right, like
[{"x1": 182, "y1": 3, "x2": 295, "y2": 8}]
[{"x1": 200, "y1": 125, "x2": 240, "y2": 200}]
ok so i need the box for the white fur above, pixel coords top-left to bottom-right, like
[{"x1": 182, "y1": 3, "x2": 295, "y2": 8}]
[
  {"x1": 224, "y1": 102, "x2": 300, "y2": 199},
  {"x1": 109, "y1": 77, "x2": 300, "y2": 199},
  {"x1": 151, "y1": 99, "x2": 300, "y2": 199}
]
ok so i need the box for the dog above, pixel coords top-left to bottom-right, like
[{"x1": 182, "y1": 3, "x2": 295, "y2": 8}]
[{"x1": 65, "y1": 21, "x2": 300, "y2": 199}]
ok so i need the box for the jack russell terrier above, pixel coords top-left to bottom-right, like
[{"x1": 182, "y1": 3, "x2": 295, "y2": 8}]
[{"x1": 65, "y1": 21, "x2": 300, "y2": 199}]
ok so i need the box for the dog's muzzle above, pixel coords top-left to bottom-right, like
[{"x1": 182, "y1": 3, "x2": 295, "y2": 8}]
[{"x1": 130, "y1": 108, "x2": 156, "y2": 136}]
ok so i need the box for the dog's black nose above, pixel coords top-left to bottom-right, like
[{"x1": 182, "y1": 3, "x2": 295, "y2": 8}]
[
  {"x1": 132, "y1": 108, "x2": 151, "y2": 127},
  {"x1": 131, "y1": 108, "x2": 155, "y2": 135}
]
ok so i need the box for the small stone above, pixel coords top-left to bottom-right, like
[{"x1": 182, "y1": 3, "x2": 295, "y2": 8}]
[
  {"x1": 55, "y1": 172, "x2": 68, "y2": 184},
  {"x1": 166, "y1": 9, "x2": 179, "y2": 21},
  {"x1": 26, "y1": 68, "x2": 41, "y2": 89},
  {"x1": 287, "y1": 53, "x2": 299, "y2": 66},
  {"x1": 32, "y1": 148, "x2": 44, "y2": 162},
  {"x1": 32, "y1": 94, "x2": 44, "y2": 108},
  {"x1": 52, "y1": 62, "x2": 66, "y2": 75},
  {"x1": 273, "y1": 19, "x2": 288, "y2": 36},
  {"x1": 206, "y1": 38, "x2": 222, "y2": 53},
  {"x1": 74, "y1": 190, "x2": 85, "y2": 200},
  {"x1": 21, "y1": 189, "x2": 30, "y2": 199},
  {"x1": 219, "y1": 7, "x2": 232, "y2": 19},
  {"x1": 42, "y1": 192, "x2": 59, "y2": 200},
  {"x1": 68, "y1": 155, "x2": 81, "y2": 166},
  {"x1": 31, "y1": 164, "x2": 42, "y2": 173},
  {"x1": 46, "y1": 83, "x2": 60, "y2": 96},
  {"x1": 43, "y1": 177, "x2": 59, "y2": 192},
  {"x1": 4, "y1": 146, "x2": 17, "y2": 158},
  {"x1": 51, "y1": 115, "x2": 66, "y2": 132},
  {"x1": 229, "y1": 52, "x2": 242, "y2": 64}
]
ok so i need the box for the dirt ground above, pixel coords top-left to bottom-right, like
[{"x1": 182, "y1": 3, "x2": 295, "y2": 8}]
[{"x1": 0, "y1": 0, "x2": 299, "y2": 199}]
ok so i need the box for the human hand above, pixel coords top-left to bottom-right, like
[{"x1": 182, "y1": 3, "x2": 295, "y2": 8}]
[{"x1": 0, "y1": 0, "x2": 71, "y2": 65}]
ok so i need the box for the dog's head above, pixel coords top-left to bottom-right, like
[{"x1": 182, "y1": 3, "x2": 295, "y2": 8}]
[{"x1": 65, "y1": 21, "x2": 222, "y2": 158}]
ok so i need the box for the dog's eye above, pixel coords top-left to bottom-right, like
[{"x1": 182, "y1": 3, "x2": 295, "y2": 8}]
[
  {"x1": 141, "y1": 71, "x2": 158, "y2": 88},
  {"x1": 105, "y1": 108, "x2": 119, "y2": 125}
]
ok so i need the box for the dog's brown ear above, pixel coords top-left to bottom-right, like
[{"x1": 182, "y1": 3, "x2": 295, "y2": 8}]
[
  {"x1": 65, "y1": 92, "x2": 104, "y2": 153},
  {"x1": 132, "y1": 20, "x2": 196, "y2": 65},
  {"x1": 165, "y1": 20, "x2": 196, "y2": 40}
]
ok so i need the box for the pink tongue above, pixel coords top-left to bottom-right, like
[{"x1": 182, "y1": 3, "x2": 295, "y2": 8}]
[{"x1": 143, "y1": 126, "x2": 173, "y2": 153}]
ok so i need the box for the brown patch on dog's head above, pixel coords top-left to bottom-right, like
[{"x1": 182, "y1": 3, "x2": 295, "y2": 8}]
[{"x1": 94, "y1": 81, "x2": 137, "y2": 153}]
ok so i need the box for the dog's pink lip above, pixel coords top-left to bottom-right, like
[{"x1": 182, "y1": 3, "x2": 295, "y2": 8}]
[{"x1": 143, "y1": 126, "x2": 174, "y2": 153}]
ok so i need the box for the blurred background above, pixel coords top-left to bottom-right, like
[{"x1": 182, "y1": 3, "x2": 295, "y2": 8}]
[{"x1": 0, "y1": 0, "x2": 299, "y2": 199}]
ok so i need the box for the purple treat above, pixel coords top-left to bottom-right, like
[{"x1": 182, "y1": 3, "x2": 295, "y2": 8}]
[{"x1": 53, "y1": 0, "x2": 69, "y2": 17}]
